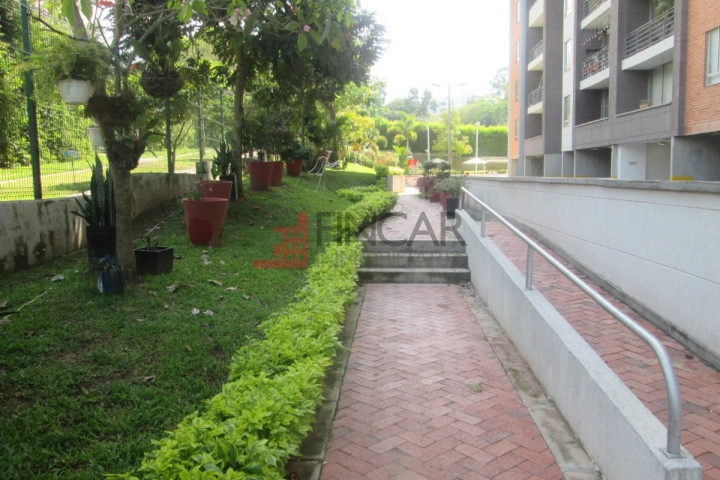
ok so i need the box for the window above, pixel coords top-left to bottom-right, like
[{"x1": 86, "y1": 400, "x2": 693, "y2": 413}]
[
  {"x1": 516, "y1": 41, "x2": 520, "y2": 62},
  {"x1": 649, "y1": 63, "x2": 673, "y2": 106},
  {"x1": 565, "y1": 0, "x2": 573, "y2": 16},
  {"x1": 516, "y1": 1, "x2": 521, "y2": 22},
  {"x1": 708, "y1": 27, "x2": 720, "y2": 86},
  {"x1": 563, "y1": 40, "x2": 573, "y2": 72},
  {"x1": 514, "y1": 119, "x2": 519, "y2": 140},
  {"x1": 515, "y1": 79, "x2": 520, "y2": 100},
  {"x1": 563, "y1": 96, "x2": 571, "y2": 127}
]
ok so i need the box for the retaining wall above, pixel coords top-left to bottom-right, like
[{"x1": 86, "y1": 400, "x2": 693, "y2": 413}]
[
  {"x1": 463, "y1": 177, "x2": 720, "y2": 369},
  {"x1": 0, "y1": 173, "x2": 202, "y2": 274},
  {"x1": 457, "y1": 209, "x2": 702, "y2": 480}
]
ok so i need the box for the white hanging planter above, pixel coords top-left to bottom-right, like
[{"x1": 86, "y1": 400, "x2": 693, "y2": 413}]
[
  {"x1": 87, "y1": 126, "x2": 103, "y2": 150},
  {"x1": 58, "y1": 79, "x2": 93, "y2": 105}
]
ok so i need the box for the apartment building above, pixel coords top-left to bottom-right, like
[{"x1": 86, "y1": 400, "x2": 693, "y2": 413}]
[{"x1": 509, "y1": 0, "x2": 720, "y2": 181}]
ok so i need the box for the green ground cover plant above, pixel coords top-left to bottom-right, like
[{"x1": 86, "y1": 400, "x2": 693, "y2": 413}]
[{"x1": 0, "y1": 164, "x2": 382, "y2": 479}]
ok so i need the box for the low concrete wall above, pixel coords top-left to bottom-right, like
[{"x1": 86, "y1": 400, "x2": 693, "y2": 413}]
[
  {"x1": 457, "y1": 210, "x2": 702, "y2": 480},
  {"x1": 0, "y1": 173, "x2": 202, "y2": 274},
  {"x1": 463, "y1": 177, "x2": 720, "y2": 369}
]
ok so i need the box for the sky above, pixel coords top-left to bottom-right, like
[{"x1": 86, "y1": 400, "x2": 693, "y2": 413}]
[{"x1": 358, "y1": 0, "x2": 511, "y2": 103}]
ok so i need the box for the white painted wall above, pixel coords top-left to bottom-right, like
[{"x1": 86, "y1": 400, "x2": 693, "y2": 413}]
[
  {"x1": 463, "y1": 177, "x2": 720, "y2": 368},
  {"x1": 457, "y1": 211, "x2": 702, "y2": 480},
  {"x1": 617, "y1": 143, "x2": 647, "y2": 180}
]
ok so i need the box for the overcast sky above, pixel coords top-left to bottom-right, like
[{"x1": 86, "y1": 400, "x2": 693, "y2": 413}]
[{"x1": 358, "y1": 0, "x2": 511, "y2": 102}]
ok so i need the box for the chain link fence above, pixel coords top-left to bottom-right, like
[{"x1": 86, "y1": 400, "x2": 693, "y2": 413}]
[{"x1": 0, "y1": 0, "x2": 233, "y2": 201}]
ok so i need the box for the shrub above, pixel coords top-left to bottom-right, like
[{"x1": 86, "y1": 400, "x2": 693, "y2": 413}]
[
  {"x1": 332, "y1": 189, "x2": 398, "y2": 243},
  {"x1": 109, "y1": 189, "x2": 397, "y2": 480},
  {"x1": 374, "y1": 164, "x2": 389, "y2": 179}
]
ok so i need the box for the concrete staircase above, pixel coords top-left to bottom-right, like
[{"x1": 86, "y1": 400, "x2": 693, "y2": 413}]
[{"x1": 358, "y1": 239, "x2": 471, "y2": 284}]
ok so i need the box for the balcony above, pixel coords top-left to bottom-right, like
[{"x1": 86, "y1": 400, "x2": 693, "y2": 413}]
[
  {"x1": 528, "y1": 40, "x2": 544, "y2": 71},
  {"x1": 580, "y1": 46, "x2": 610, "y2": 89},
  {"x1": 528, "y1": 85, "x2": 543, "y2": 114},
  {"x1": 623, "y1": 8, "x2": 674, "y2": 70},
  {"x1": 581, "y1": 0, "x2": 611, "y2": 30},
  {"x1": 529, "y1": 0, "x2": 544, "y2": 28}
]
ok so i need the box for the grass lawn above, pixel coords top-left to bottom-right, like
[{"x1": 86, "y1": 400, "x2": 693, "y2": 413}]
[{"x1": 0, "y1": 164, "x2": 378, "y2": 479}]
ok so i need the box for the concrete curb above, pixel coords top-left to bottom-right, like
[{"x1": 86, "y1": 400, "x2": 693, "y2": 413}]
[{"x1": 285, "y1": 285, "x2": 367, "y2": 480}]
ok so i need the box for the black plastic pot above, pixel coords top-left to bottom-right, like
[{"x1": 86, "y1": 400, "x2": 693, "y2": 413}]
[
  {"x1": 446, "y1": 197, "x2": 460, "y2": 219},
  {"x1": 86, "y1": 225, "x2": 116, "y2": 264},
  {"x1": 135, "y1": 247, "x2": 174, "y2": 275}
]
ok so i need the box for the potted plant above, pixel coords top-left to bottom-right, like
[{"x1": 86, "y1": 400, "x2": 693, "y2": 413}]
[
  {"x1": 72, "y1": 155, "x2": 116, "y2": 264},
  {"x1": 248, "y1": 150, "x2": 274, "y2": 191},
  {"x1": 434, "y1": 176, "x2": 466, "y2": 218},
  {"x1": 30, "y1": 36, "x2": 110, "y2": 105},
  {"x1": 209, "y1": 142, "x2": 238, "y2": 200},
  {"x1": 283, "y1": 143, "x2": 313, "y2": 177},
  {"x1": 639, "y1": 99, "x2": 651, "y2": 109},
  {"x1": 134, "y1": 223, "x2": 174, "y2": 275},
  {"x1": 97, "y1": 255, "x2": 124, "y2": 294},
  {"x1": 130, "y1": 18, "x2": 186, "y2": 99},
  {"x1": 182, "y1": 186, "x2": 230, "y2": 247}
]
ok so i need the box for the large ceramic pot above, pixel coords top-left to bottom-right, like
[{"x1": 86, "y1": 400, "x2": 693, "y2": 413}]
[
  {"x1": 182, "y1": 198, "x2": 229, "y2": 247},
  {"x1": 248, "y1": 161, "x2": 273, "y2": 191},
  {"x1": 220, "y1": 174, "x2": 238, "y2": 200},
  {"x1": 196, "y1": 180, "x2": 233, "y2": 200},
  {"x1": 270, "y1": 162, "x2": 284, "y2": 186},
  {"x1": 135, "y1": 247, "x2": 174, "y2": 275},
  {"x1": 286, "y1": 159, "x2": 303, "y2": 177}
]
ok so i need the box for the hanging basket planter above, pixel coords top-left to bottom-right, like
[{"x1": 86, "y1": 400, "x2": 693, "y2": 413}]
[
  {"x1": 58, "y1": 79, "x2": 93, "y2": 105},
  {"x1": 139, "y1": 70, "x2": 184, "y2": 98}
]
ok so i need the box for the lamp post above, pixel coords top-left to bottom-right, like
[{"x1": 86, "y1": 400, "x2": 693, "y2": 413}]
[{"x1": 433, "y1": 82, "x2": 467, "y2": 166}]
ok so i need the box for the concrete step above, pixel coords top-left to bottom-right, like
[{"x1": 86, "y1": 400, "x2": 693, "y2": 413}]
[
  {"x1": 362, "y1": 252, "x2": 469, "y2": 269},
  {"x1": 361, "y1": 239, "x2": 467, "y2": 254},
  {"x1": 358, "y1": 267, "x2": 471, "y2": 284}
]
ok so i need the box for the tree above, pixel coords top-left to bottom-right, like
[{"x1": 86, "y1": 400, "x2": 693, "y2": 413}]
[
  {"x1": 432, "y1": 109, "x2": 471, "y2": 162},
  {"x1": 387, "y1": 111, "x2": 417, "y2": 163}
]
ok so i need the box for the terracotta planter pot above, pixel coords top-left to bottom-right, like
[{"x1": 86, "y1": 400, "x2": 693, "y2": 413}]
[
  {"x1": 248, "y1": 161, "x2": 274, "y2": 191},
  {"x1": 135, "y1": 247, "x2": 174, "y2": 275},
  {"x1": 182, "y1": 198, "x2": 229, "y2": 247},
  {"x1": 439, "y1": 192, "x2": 448, "y2": 209},
  {"x1": 429, "y1": 191, "x2": 441, "y2": 202},
  {"x1": 286, "y1": 159, "x2": 303, "y2": 177},
  {"x1": 219, "y1": 174, "x2": 238, "y2": 200},
  {"x1": 196, "y1": 180, "x2": 233, "y2": 200},
  {"x1": 270, "y1": 162, "x2": 284, "y2": 186}
]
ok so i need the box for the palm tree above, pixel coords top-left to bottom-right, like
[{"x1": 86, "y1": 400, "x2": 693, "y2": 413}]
[{"x1": 387, "y1": 111, "x2": 417, "y2": 164}]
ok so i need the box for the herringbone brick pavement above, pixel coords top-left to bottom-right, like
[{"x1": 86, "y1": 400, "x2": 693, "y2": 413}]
[
  {"x1": 484, "y1": 221, "x2": 720, "y2": 479},
  {"x1": 321, "y1": 284, "x2": 563, "y2": 480}
]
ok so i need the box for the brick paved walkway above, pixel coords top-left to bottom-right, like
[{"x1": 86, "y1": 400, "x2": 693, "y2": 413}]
[
  {"x1": 321, "y1": 283, "x2": 563, "y2": 480},
  {"x1": 484, "y1": 222, "x2": 720, "y2": 479}
]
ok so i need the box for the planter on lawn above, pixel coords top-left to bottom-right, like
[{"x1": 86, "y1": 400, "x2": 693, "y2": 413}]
[
  {"x1": 286, "y1": 159, "x2": 303, "y2": 177},
  {"x1": 182, "y1": 198, "x2": 229, "y2": 247},
  {"x1": 248, "y1": 161, "x2": 274, "y2": 191},
  {"x1": 196, "y1": 180, "x2": 234, "y2": 200},
  {"x1": 270, "y1": 161, "x2": 284, "y2": 186},
  {"x1": 135, "y1": 247, "x2": 174, "y2": 275}
]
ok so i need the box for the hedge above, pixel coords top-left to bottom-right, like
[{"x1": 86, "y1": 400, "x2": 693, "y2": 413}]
[{"x1": 108, "y1": 189, "x2": 398, "y2": 479}]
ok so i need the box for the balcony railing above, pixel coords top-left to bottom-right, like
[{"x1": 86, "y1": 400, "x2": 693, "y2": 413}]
[
  {"x1": 529, "y1": 40, "x2": 544, "y2": 63},
  {"x1": 583, "y1": 0, "x2": 608, "y2": 19},
  {"x1": 581, "y1": 46, "x2": 609, "y2": 79},
  {"x1": 625, "y1": 8, "x2": 674, "y2": 57},
  {"x1": 528, "y1": 85, "x2": 543, "y2": 107}
]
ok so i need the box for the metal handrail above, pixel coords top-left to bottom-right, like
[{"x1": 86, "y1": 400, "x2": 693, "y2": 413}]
[
  {"x1": 625, "y1": 8, "x2": 675, "y2": 57},
  {"x1": 529, "y1": 40, "x2": 544, "y2": 63},
  {"x1": 528, "y1": 84, "x2": 543, "y2": 107},
  {"x1": 581, "y1": 46, "x2": 609, "y2": 80},
  {"x1": 461, "y1": 187, "x2": 683, "y2": 457},
  {"x1": 583, "y1": 0, "x2": 608, "y2": 19}
]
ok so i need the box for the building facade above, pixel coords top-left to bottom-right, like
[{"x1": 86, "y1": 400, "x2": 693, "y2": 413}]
[{"x1": 509, "y1": 0, "x2": 720, "y2": 181}]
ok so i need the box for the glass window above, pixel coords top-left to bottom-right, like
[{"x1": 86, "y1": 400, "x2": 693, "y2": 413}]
[
  {"x1": 514, "y1": 119, "x2": 519, "y2": 140},
  {"x1": 515, "y1": 79, "x2": 520, "y2": 100},
  {"x1": 563, "y1": 96, "x2": 571, "y2": 127},
  {"x1": 649, "y1": 63, "x2": 673, "y2": 106},
  {"x1": 563, "y1": 40, "x2": 573, "y2": 72},
  {"x1": 708, "y1": 27, "x2": 720, "y2": 86},
  {"x1": 565, "y1": 0, "x2": 573, "y2": 16},
  {"x1": 517, "y1": 1, "x2": 521, "y2": 22}
]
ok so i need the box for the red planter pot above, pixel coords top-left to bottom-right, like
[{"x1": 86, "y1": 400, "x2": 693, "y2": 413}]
[
  {"x1": 429, "y1": 191, "x2": 441, "y2": 202},
  {"x1": 182, "y1": 198, "x2": 229, "y2": 247},
  {"x1": 286, "y1": 159, "x2": 303, "y2": 177},
  {"x1": 270, "y1": 161, "x2": 284, "y2": 186},
  {"x1": 248, "y1": 161, "x2": 274, "y2": 191},
  {"x1": 439, "y1": 192, "x2": 448, "y2": 209},
  {"x1": 196, "y1": 180, "x2": 234, "y2": 200}
]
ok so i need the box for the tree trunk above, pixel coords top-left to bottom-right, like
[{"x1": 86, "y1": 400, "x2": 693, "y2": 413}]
[
  {"x1": 110, "y1": 166, "x2": 136, "y2": 280},
  {"x1": 232, "y1": 48, "x2": 249, "y2": 200}
]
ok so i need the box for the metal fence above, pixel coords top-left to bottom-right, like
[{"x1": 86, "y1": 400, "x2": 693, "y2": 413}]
[{"x1": 0, "y1": 1, "x2": 233, "y2": 201}]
